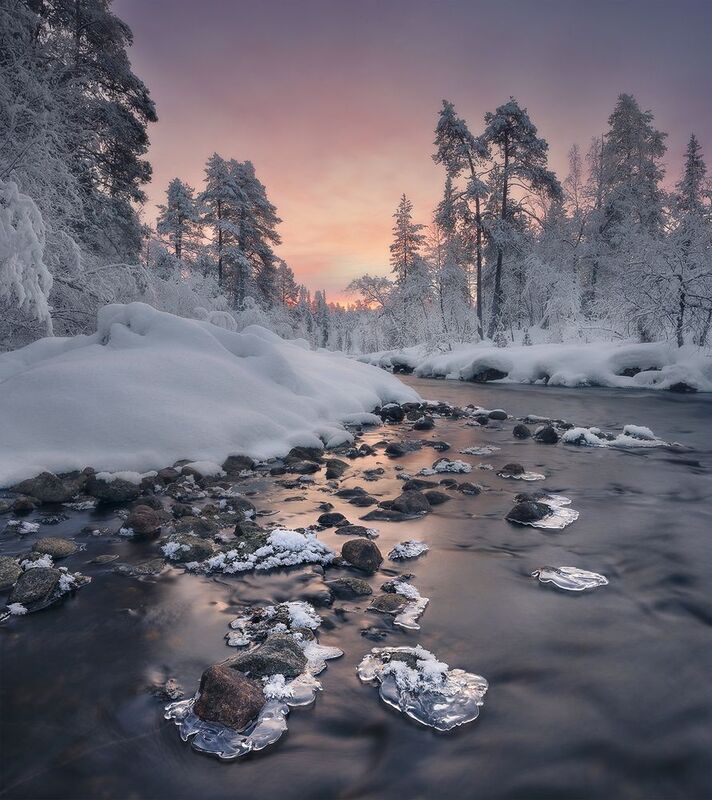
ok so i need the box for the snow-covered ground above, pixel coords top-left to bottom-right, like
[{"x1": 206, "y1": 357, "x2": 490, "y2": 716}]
[
  {"x1": 0, "y1": 303, "x2": 417, "y2": 487},
  {"x1": 358, "y1": 341, "x2": 712, "y2": 392}
]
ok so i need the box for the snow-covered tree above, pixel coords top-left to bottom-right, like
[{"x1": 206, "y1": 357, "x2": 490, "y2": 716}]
[
  {"x1": 157, "y1": 179, "x2": 200, "y2": 261},
  {"x1": 390, "y1": 194, "x2": 426, "y2": 283},
  {"x1": 276, "y1": 259, "x2": 300, "y2": 306}
]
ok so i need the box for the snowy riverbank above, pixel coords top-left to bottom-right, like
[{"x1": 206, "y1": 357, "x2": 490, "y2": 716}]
[
  {"x1": 0, "y1": 304, "x2": 417, "y2": 487},
  {"x1": 357, "y1": 341, "x2": 712, "y2": 393}
]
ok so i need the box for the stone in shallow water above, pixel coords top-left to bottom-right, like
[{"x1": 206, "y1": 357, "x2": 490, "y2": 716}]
[
  {"x1": 509, "y1": 494, "x2": 579, "y2": 530},
  {"x1": 532, "y1": 566, "x2": 608, "y2": 591},
  {"x1": 513, "y1": 423, "x2": 532, "y2": 439},
  {"x1": 534, "y1": 425, "x2": 560, "y2": 444},
  {"x1": 325, "y1": 577, "x2": 373, "y2": 598},
  {"x1": 9, "y1": 567, "x2": 60, "y2": 608},
  {"x1": 193, "y1": 664, "x2": 265, "y2": 730},
  {"x1": 391, "y1": 491, "x2": 431, "y2": 515},
  {"x1": 31, "y1": 537, "x2": 78, "y2": 559},
  {"x1": 357, "y1": 645, "x2": 488, "y2": 731},
  {"x1": 341, "y1": 539, "x2": 383, "y2": 572},
  {"x1": 388, "y1": 540, "x2": 429, "y2": 560},
  {"x1": 228, "y1": 633, "x2": 307, "y2": 678},
  {"x1": 0, "y1": 556, "x2": 21, "y2": 590}
]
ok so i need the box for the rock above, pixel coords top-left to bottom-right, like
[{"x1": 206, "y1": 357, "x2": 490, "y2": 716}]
[
  {"x1": 113, "y1": 558, "x2": 166, "y2": 577},
  {"x1": 325, "y1": 459, "x2": 348, "y2": 479},
  {"x1": 499, "y1": 462, "x2": 525, "y2": 476},
  {"x1": 379, "y1": 404, "x2": 405, "y2": 423},
  {"x1": 469, "y1": 367, "x2": 508, "y2": 382},
  {"x1": 341, "y1": 539, "x2": 383, "y2": 572},
  {"x1": 459, "y1": 482, "x2": 481, "y2": 496},
  {"x1": 413, "y1": 416, "x2": 435, "y2": 431},
  {"x1": 31, "y1": 537, "x2": 77, "y2": 559},
  {"x1": 173, "y1": 515, "x2": 218, "y2": 538},
  {"x1": 231, "y1": 497, "x2": 256, "y2": 518},
  {"x1": 163, "y1": 533, "x2": 217, "y2": 562},
  {"x1": 172, "y1": 502, "x2": 193, "y2": 518},
  {"x1": 513, "y1": 423, "x2": 532, "y2": 439},
  {"x1": 234, "y1": 518, "x2": 265, "y2": 538},
  {"x1": 87, "y1": 476, "x2": 141, "y2": 504},
  {"x1": 0, "y1": 556, "x2": 21, "y2": 591},
  {"x1": 157, "y1": 467, "x2": 180, "y2": 483},
  {"x1": 428, "y1": 440, "x2": 451, "y2": 452},
  {"x1": 9, "y1": 567, "x2": 61, "y2": 608},
  {"x1": 335, "y1": 525, "x2": 377, "y2": 538},
  {"x1": 90, "y1": 554, "x2": 120, "y2": 565},
  {"x1": 488, "y1": 409, "x2": 508, "y2": 421},
  {"x1": 132, "y1": 495, "x2": 164, "y2": 511},
  {"x1": 0, "y1": 500, "x2": 11, "y2": 515},
  {"x1": 391, "y1": 491, "x2": 431, "y2": 515},
  {"x1": 534, "y1": 425, "x2": 560, "y2": 444},
  {"x1": 298, "y1": 581, "x2": 334, "y2": 607},
  {"x1": 325, "y1": 577, "x2": 373, "y2": 598},
  {"x1": 669, "y1": 382, "x2": 697, "y2": 393},
  {"x1": 348, "y1": 494, "x2": 377, "y2": 507},
  {"x1": 473, "y1": 414, "x2": 490, "y2": 426},
  {"x1": 424, "y1": 490, "x2": 450, "y2": 506},
  {"x1": 401, "y1": 478, "x2": 437, "y2": 492},
  {"x1": 285, "y1": 446, "x2": 323, "y2": 464},
  {"x1": 384, "y1": 442, "x2": 407, "y2": 458},
  {"x1": 335, "y1": 486, "x2": 367, "y2": 498},
  {"x1": 288, "y1": 460, "x2": 321, "y2": 475},
  {"x1": 221, "y1": 455, "x2": 256, "y2": 475},
  {"x1": 193, "y1": 664, "x2": 264, "y2": 730},
  {"x1": 126, "y1": 505, "x2": 161, "y2": 535},
  {"x1": 361, "y1": 508, "x2": 415, "y2": 522},
  {"x1": 228, "y1": 633, "x2": 307, "y2": 678},
  {"x1": 269, "y1": 465, "x2": 287, "y2": 476},
  {"x1": 13, "y1": 496, "x2": 36, "y2": 513},
  {"x1": 11, "y1": 471, "x2": 86, "y2": 504},
  {"x1": 506, "y1": 501, "x2": 551, "y2": 524},
  {"x1": 317, "y1": 512, "x2": 347, "y2": 527},
  {"x1": 369, "y1": 594, "x2": 408, "y2": 614}
]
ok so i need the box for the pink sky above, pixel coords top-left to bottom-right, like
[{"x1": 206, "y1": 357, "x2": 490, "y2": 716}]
[{"x1": 117, "y1": 0, "x2": 712, "y2": 302}]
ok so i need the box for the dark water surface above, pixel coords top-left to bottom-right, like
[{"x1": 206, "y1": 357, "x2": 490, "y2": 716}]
[{"x1": 2, "y1": 378, "x2": 712, "y2": 800}]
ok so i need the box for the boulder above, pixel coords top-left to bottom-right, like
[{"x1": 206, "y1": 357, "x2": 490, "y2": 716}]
[
  {"x1": 288, "y1": 460, "x2": 321, "y2": 475},
  {"x1": 228, "y1": 633, "x2": 307, "y2": 678},
  {"x1": 285, "y1": 446, "x2": 323, "y2": 464},
  {"x1": 163, "y1": 533, "x2": 217, "y2": 562},
  {"x1": 31, "y1": 537, "x2": 77, "y2": 559},
  {"x1": 348, "y1": 494, "x2": 377, "y2": 507},
  {"x1": 379, "y1": 404, "x2": 405, "y2": 423},
  {"x1": 341, "y1": 539, "x2": 383, "y2": 572},
  {"x1": 87, "y1": 476, "x2": 141, "y2": 504},
  {"x1": 193, "y1": 664, "x2": 264, "y2": 730},
  {"x1": 459, "y1": 482, "x2": 481, "y2": 496},
  {"x1": 12, "y1": 496, "x2": 36, "y2": 513},
  {"x1": 335, "y1": 525, "x2": 377, "y2": 538},
  {"x1": 506, "y1": 501, "x2": 551, "y2": 524},
  {"x1": 499, "y1": 463, "x2": 525, "y2": 477},
  {"x1": 413, "y1": 416, "x2": 435, "y2": 431},
  {"x1": 369, "y1": 594, "x2": 408, "y2": 614},
  {"x1": 9, "y1": 567, "x2": 61, "y2": 608},
  {"x1": 424, "y1": 490, "x2": 450, "y2": 506},
  {"x1": 488, "y1": 409, "x2": 508, "y2": 421},
  {"x1": 157, "y1": 467, "x2": 180, "y2": 483},
  {"x1": 384, "y1": 442, "x2": 407, "y2": 458},
  {"x1": 401, "y1": 478, "x2": 437, "y2": 491},
  {"x1": 126, "y1": 505, "x2": 161, "y2": 535},
  {"x1": 325, "y1": 577, "x2": 373, "y2": 598},
  {"x1": 513, "y1": 423, "x2": 532, "y2": 439},
  {"x1": 534, "y1": 425, "x2": 560, "y2": 444},
  {"x1": 325, "y1": 459, "x2": 349, "y2": 480},
  {"x1": 0, "y1": 556, "x2": 21, "y2": 591},
  {"x1": 391, "y1": 491, "x2": 431, "y2": 515},
  {"x1": 221, "y1": 455, "x2": 256, "y2": 475},
  {"x1": 317, "y1": 512, "x2": 347, "y2": 527},
  {"x1": 11, "y1": 471, "x2": 86, "y2": 504}
]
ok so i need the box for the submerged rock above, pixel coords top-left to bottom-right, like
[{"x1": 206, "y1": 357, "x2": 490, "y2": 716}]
[
  {"x1": 31, "y1": 537, "x2": 77, "y2": 559},
  {"x1": 424, "y1": 490, "x2": 450, "y2": 506},
  {"x1": 228, "y1": 633, "x2": 307, "y2": 678},
  {"x1": 370, "y1": 593, "x2": 408, "y2": 614},
  {"x1": 325, "y1": 577, "x2": 373, "y2": 598},
  {"x1": 193, "y1": 664, "x2": 264, "y2": 730},
  {"x1": 341, "y1": 539, "x2": 383, "y2": 572}
]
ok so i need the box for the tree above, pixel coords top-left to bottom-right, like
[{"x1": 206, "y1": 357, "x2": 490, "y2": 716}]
[
  {"x1": 433, "y1": 100, "x2": 489, "y2": 338},
  {"x1": 276, "y1": 259, "x2": 300, "y2": 306},
  {"x1": 481, "y1": 98, "x2": 561, "y2": 336},
  {"x1": 389, "y1": 194, "x2": 426, "y2": 284},
  {"x1": 156, "y1": 178, "x2": 199, "y2": 261}
]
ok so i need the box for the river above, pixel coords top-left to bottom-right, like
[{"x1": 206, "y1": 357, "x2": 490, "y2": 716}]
[{"x1": 1, "y1": 377, "x2": 711, "y2": 799}]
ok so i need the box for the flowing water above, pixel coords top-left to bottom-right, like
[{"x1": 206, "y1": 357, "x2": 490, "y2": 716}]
[{"x1": 2, "y1": 378, "x2": 712, "y2": 800}]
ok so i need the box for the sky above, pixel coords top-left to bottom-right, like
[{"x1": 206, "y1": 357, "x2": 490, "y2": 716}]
[{"x1": 116, "y1": 0, "x2": 712, "y2": 301}]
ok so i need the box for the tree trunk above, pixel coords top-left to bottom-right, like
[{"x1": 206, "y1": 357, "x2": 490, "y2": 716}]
[
  {"x1": 488, "y1": 139, "x2": 509, "y2": 338},
  {"x1": 216, "y1": 199, "x2": 223, "y2": 286},
  {"x1": 474, "y1": 195, "x2": 483, "y2": 339},
  {"x1": 676, "y1": 277, "x2": 686, "y2": 348}
]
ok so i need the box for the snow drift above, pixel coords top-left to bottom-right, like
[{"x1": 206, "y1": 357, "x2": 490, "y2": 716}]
[
  {"x1": 358, "y1": 341, "x2": 712, "y2": 392},
  {"x1": 0, "y1": 303, "x2": 418, "y2": 486}
]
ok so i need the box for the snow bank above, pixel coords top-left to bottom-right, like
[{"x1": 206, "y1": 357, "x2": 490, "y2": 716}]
[
  {"x1": 0, "y1": 303, "x2": 418, "y2": 486},
  {"x1": 358, "y1": 341, "x2": 712, "y2": 392}
]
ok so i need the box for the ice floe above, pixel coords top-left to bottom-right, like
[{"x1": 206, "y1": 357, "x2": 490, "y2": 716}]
[
  {"x1": 388, "y1": 540, "x2": 429, "y2": 560},
  {"x1": 419, "y1": 459, "x2": 472, "y2": 475},
  {"x1": 357, "y1": 645, "x2": 488, "y2": 731},
  {"x1": 531, "y1": 566, "x2": 609, "y2": 591}
]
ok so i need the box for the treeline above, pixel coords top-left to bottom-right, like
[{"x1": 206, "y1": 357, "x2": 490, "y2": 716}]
[{"x1": 348, "y1": 95, "x2": 712, "y2": 349}]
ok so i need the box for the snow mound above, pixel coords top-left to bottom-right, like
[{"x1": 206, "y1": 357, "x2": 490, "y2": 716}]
[
  {"x1": 359, "y1": 341, "x2": 712, "y2": 392},
  {"x1": 0, "y1": 303, "x2": 418, "y2": 486}
]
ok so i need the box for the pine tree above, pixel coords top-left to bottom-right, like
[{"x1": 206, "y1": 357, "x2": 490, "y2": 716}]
[
  {"x1": 156, "y1": 178, "x2": 199, "y2": 261},
  {"x1": 481, "y1": 98, "x2": 561, "y2": 337},
  {"x1": 389, "y1": 194, "x2": 425, "y2": 283},
  {"x1": 276, "y1": 259, "x2": 300, "y2": 306},
  {"x1": 200, "y1": 153, "x2": 234, "y2": 287}
]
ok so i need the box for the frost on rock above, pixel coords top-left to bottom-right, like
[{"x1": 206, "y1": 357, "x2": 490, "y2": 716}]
[
  {"x1": 562, "y1": 423, "x2": 668, "y2": 449},
  {"x1": 532, "y1": 566, "x2": 609, "y2": 591},
  {"x1": 371, "y1": 580, "x2": 430, "y2": 630},
  {"x1": 357, "y1": 646, "x2": 488, "y2": 731},
  {"x1": 166, "y1": 600, "x2": 342, "y2": 760},
  {"x1": 6, "y1": 520, "x2": 40, "y2": 535},
  {"x1": 6, "y1": 603, "x2": 28, "y2": 615},
  {"x1": 419, "y1": 459, "x2": 472, "y2": 475},
  {"x1": 459, "y1": 446, "x2": 500, "y2": 456},
  {"x1": 388, "y1": 540, "x2": 429, "y2": 560},
  {"x1": 186, "y1": 528, "x2": 335, "y2": 575}
]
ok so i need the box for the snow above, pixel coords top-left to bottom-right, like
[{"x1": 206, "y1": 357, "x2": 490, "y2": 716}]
[
  {"x1": 388, "y1": 541, "x2": 429, "y2": 560},
  {"x1": 6, "y1": 603, "x2": 28, "y2": 616},
  {"x1": 359, "y1": 341, "x2": 712, "y2": 392},
  {"x1": 0, "y1": 303, "x2": 418, "y2": 487}
]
